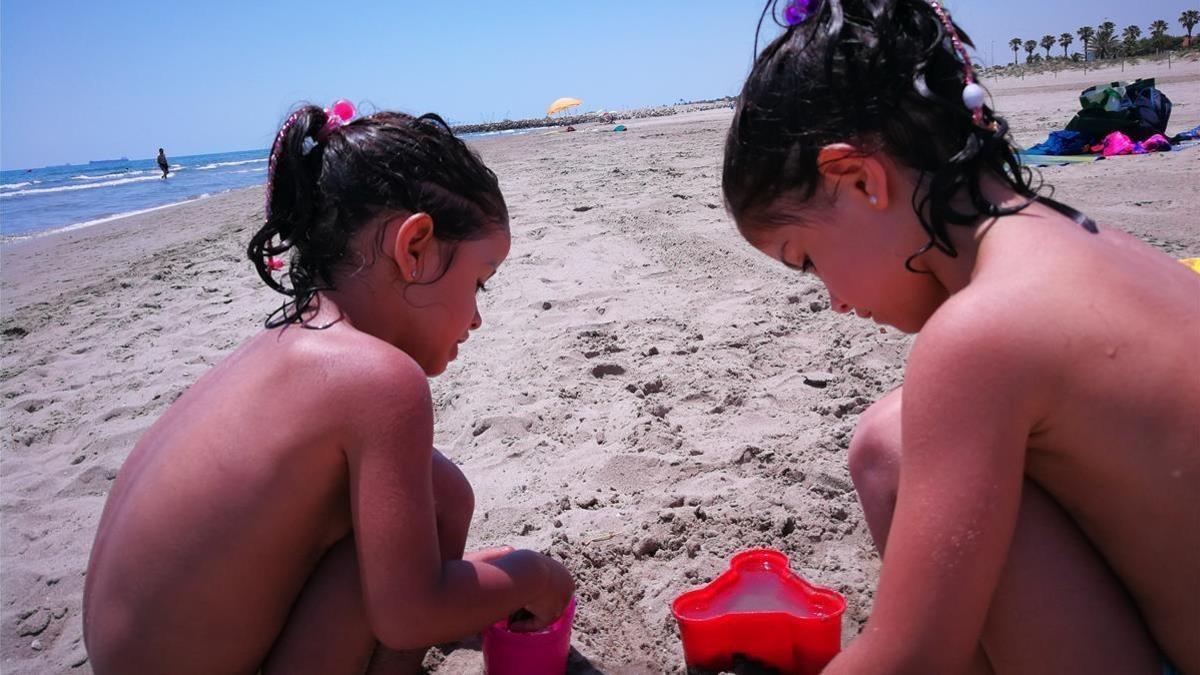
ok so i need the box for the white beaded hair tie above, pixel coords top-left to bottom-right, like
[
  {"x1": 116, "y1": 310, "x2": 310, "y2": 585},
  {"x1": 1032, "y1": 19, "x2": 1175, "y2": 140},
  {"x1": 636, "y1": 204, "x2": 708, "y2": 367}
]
[{"x1": 925, "y1": 1, "x2": 995, "y2": 131}]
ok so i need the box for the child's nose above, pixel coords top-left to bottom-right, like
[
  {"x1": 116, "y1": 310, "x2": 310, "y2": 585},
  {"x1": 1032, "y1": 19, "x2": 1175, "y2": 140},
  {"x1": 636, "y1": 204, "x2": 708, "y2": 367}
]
[{"x1": 471, "y1": 307, "x2": 482, "y2": 330}]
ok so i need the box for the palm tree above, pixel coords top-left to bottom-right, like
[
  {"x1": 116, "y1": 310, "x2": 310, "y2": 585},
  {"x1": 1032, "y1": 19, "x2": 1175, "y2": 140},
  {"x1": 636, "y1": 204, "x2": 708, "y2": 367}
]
[
  {"x1": 1123, "y1": 25, "x2": 1142, "y2": 56},
  {"x1": 1040, "y1": 34, "x2": 1056, "y2": 58},
  {"x1": 1059, "y1": 32, "x2": 1074, "y2": 58},
  {"x1": 1077, "y1": 26, "x2": 1095, "y2": 59},
  {"x1": 1147, "y1": 19, "x2": 1166, "y2": 52},
  {"x1": 1009, "y1": 37, "x2": 1022, "y2": 65},
  {"x1": 1024, "y1": 39, "x2": 1037, "y2": 63},
  {"x1": 1095, "y1": 21, "x2": 1117, "y2": 58},
  {"x1": 1181, "y1": 10, "x2": 1199, "y2": 43}
]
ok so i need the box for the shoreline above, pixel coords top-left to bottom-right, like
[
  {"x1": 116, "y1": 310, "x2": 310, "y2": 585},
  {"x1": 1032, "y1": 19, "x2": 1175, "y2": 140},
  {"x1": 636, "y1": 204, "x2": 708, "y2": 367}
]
[
  {"x1": 0, "y1": 186, "x2": 268, "y2": 316},
  {"x1": 0, "y1": 192, "x2": 228, "y2": 247}
]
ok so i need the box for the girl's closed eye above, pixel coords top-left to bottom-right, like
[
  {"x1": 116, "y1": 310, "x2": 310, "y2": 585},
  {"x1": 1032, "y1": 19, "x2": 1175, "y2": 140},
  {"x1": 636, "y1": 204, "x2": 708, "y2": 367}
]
[{"x1": 784, "y1": 256, "x2": 815, "y2": 274}]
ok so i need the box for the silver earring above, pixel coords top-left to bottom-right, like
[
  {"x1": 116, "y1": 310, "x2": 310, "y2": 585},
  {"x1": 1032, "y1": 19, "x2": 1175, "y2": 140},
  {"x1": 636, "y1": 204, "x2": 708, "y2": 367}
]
[
  {"x1": 411, "y1": 270, "x2": 418, "y2": 279},
  {"x1": 868, "y1": 195, "x2": 878, "y2": 205}
]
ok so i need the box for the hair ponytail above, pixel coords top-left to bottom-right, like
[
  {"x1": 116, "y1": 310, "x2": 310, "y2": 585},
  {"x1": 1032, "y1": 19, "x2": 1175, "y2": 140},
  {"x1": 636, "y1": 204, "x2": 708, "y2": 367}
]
[
  {"x1": 248, "y1": 106, "x2": 508, "y2": 328},
  {"x1": 249, "y1": 106, "x2": 329, "y2": 307}
]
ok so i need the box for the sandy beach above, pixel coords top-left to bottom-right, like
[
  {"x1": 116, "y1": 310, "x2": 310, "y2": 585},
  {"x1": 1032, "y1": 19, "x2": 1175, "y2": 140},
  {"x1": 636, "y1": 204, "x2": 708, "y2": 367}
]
[{"x1": 2, "y1": 59, "x2": 1198, "y2": 673}]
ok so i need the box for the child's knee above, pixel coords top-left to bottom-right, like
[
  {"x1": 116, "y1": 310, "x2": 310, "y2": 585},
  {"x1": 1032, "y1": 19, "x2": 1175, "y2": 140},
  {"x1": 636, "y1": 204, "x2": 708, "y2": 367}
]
[
  {"x1": 432, "y1": 449, "x2": 474, "y2": 521},
  {"x1": 848, "y1": 389, "x2": 903, "y2": 497}
]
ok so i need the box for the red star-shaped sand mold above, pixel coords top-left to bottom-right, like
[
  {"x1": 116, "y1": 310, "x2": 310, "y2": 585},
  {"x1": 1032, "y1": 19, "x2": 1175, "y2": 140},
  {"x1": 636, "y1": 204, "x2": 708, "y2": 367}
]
[{"x1": 672, "y1": 549, "x2": 845, "y2": 674}]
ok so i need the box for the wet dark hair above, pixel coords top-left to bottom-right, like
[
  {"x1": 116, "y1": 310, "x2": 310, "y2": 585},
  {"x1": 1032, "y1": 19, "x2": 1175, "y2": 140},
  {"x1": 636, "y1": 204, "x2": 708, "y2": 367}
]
[
  {"x1": 724, "y1": 0, "x2": 1093, "y2": 270},
  {"x1": 249, "y1": 106, "x2": 508, "y2": 327}
]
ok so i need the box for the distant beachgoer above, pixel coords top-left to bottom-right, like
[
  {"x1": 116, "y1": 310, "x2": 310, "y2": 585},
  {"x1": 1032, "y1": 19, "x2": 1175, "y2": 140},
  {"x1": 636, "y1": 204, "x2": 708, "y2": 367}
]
[
  {"x1": 83, "y1": 106, "x2": 574, "y2": 674},
  {"x1": 156, "y1": 148, "x2": 169, "y2": 178},
  {"x1": 723, "y1": 1, "x2": 1198, "y2": 673}
]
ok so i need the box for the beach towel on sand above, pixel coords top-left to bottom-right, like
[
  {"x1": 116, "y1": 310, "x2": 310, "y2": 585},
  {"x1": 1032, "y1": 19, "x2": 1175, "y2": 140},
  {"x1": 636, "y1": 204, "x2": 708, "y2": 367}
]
[
  {"x1": 1026, "y1": 130, "x2": 1093, "y2": 156},
  {"x1": 1017, "y1": 153, "x2": 1103, "y2": 167},
  {"x1": 1096, "y1": 131, "x2": 1173, "y2": 157}
]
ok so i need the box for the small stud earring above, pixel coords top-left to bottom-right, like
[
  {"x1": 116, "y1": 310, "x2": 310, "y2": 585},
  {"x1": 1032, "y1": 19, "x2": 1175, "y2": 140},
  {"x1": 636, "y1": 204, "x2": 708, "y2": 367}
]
[
  {"x1": 868, "y1": 195, "x2": 878, "y2": 206},
  {"x1": 411, "y1": 270, "x2": 418, "y2": 279}
]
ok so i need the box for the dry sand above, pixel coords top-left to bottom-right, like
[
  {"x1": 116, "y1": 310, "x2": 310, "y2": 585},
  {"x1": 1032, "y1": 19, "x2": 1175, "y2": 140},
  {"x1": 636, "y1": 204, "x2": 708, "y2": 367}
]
[{"x1": 2, "y1": 59, "x2": 1198, "y2": 674}]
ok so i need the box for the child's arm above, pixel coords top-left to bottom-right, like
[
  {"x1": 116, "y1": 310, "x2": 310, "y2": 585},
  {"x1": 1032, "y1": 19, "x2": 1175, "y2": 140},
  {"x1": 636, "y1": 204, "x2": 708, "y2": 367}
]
[
  {"x1": 341, "y1": 354, "x2": 573, "y2": 651},
  {"x1": 825, "y1": 307, "x2": 1051, "y2": 673}
]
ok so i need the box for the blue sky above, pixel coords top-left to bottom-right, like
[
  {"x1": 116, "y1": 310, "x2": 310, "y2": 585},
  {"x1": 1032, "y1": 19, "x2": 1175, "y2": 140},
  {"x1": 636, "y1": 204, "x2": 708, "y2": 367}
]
[{"x1": 1, "y1": 0, "x2": 1193, "y2": 169}]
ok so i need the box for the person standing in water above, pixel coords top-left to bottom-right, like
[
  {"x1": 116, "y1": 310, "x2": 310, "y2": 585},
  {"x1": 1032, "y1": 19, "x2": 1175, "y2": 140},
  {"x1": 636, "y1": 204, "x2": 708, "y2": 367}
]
[{"x1": 156, "y1": 148, "x2": 169, "y2": 178}]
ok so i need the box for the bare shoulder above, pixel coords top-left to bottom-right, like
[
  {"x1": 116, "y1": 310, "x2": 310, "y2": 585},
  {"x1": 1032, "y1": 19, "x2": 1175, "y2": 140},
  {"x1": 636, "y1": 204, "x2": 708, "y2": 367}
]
[
  {"x1": 271, "y1": 326, "x2": 433, "y2": 441},
  {"x1": 905, "y1": 279, "x2": 1073, "y2": 423},
  {"x1": 911, "y1": 278, "x2": 1066, "y2": 375}
]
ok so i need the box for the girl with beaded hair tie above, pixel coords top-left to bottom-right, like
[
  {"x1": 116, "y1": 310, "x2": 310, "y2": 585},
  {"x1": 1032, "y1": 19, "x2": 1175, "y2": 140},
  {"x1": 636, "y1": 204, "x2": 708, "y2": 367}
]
[{"x1": 724, "y1": 1, "x2": 1198, "y2": 672}]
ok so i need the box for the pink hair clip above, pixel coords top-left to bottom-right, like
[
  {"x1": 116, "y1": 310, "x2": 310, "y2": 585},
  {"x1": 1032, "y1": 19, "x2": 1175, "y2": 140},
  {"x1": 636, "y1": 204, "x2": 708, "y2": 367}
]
[{"x1": 317, "y1": 99, "x2": 356, "y2": 142}]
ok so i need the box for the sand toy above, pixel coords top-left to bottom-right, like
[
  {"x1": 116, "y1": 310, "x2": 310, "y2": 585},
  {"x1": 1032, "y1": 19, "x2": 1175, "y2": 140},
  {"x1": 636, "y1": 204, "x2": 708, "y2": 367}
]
[
  {"x1": 483, "y1": 597, "x2": 577, "y2": 674},
  {"x1": 672, "y1": 549, "x2": 845, "y2": 674}
]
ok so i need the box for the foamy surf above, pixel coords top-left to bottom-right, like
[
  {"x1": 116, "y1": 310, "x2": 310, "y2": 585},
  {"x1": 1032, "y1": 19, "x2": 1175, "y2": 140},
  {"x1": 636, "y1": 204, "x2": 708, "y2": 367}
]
[
  {"x1": 195, "y1": 158, "x2": 267, "y2": 170},
  {"x1": 0, "y1": 174, "x2": 164, "y2": 198},
  {"x1": 0, "y1": 181, "x2": 40, "y2": 191}
]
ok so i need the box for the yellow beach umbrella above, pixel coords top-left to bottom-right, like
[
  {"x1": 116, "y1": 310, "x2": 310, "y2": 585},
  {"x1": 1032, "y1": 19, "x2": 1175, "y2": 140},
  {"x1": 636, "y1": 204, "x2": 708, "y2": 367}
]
[{"x1": 547, "y1": 97, "x2": 582, "y2": 116}]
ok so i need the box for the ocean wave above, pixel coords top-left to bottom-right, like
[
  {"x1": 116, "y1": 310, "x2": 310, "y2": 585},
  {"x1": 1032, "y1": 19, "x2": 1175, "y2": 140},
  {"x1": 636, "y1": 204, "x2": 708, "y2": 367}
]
[
  {"x1": 72, "y1": 170, "x2": 151, "y2": 181},
  {"x1": 195, "y1": 158, "x2": 267, "y2": 170},
  {"x1": 232, "y1": 167, "x2": 267, "y2": 174},
  {"x1": 0, "y1": 181, "x2": 40, "y2": 190},
  {"x1": 0, "y1": 174, "x2": 163, "y2": 199}
]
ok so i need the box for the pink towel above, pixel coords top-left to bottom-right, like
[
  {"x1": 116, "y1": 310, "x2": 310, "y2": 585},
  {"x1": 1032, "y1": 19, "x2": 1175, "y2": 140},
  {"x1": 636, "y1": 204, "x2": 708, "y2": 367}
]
[
  {"x1": 1141, "y1": 134, "x2": 1172, "y2": 152},
  {"x1": 1101, "y1": 132, "x2": 1136, "y2": 157}
]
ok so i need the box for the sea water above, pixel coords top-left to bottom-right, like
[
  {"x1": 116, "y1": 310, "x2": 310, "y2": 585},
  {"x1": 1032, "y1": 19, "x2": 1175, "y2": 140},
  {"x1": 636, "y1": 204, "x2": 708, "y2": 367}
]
[
  {"x1": 0, "y1": 150, "x2": 272, "y2": 241},
  {"x1": 0, "y1": 127, "x2": 543, "y2": 242}
]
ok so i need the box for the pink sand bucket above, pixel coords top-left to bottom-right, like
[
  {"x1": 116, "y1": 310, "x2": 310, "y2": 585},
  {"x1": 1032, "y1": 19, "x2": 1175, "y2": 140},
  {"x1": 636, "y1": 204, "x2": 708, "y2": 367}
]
[{"x1": 483, "y1": 597, "x2": 577, "y2": 675}]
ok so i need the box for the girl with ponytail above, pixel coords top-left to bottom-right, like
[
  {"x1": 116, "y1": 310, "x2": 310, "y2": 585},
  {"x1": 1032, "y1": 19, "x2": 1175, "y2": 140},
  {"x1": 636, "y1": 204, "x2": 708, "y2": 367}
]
[{"x1": 84, "y1": 102, "x2": 574, "y2": 674}]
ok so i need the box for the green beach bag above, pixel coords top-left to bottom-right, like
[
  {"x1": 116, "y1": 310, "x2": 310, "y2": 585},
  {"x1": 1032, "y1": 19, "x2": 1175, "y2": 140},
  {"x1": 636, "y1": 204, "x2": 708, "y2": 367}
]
[{"x1": 1065, "y1": 78, "x2": 1172, "y2": 142}]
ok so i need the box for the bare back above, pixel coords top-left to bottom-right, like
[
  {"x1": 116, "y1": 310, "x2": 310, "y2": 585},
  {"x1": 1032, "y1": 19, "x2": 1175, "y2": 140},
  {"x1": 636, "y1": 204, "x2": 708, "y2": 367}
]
[
  {"x1": 83, "y1": 325, "x2": 404, "y2": 674},
  {"x1": 970, "y1": 207, "x2": 1200, "y2": 669}
]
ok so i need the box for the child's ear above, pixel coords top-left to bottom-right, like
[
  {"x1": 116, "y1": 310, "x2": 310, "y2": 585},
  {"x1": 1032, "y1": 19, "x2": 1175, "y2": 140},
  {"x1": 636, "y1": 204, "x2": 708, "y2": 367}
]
[
  {"x1": 386, "y1": 213, "x2": 436, "y2": 281},
  {"x1": 817, "y1": 144, "x2": 889, "y2": 210}
]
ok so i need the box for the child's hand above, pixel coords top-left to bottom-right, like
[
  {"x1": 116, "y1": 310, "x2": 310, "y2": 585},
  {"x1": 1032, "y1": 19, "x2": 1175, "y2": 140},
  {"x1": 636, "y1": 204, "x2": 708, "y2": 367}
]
[
  {"x1": 508, "y1": 554, "x2": 575, "y2": 632},
  {"x1": 463, "y1": 546, "x2": 515, "y2": 564}
]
